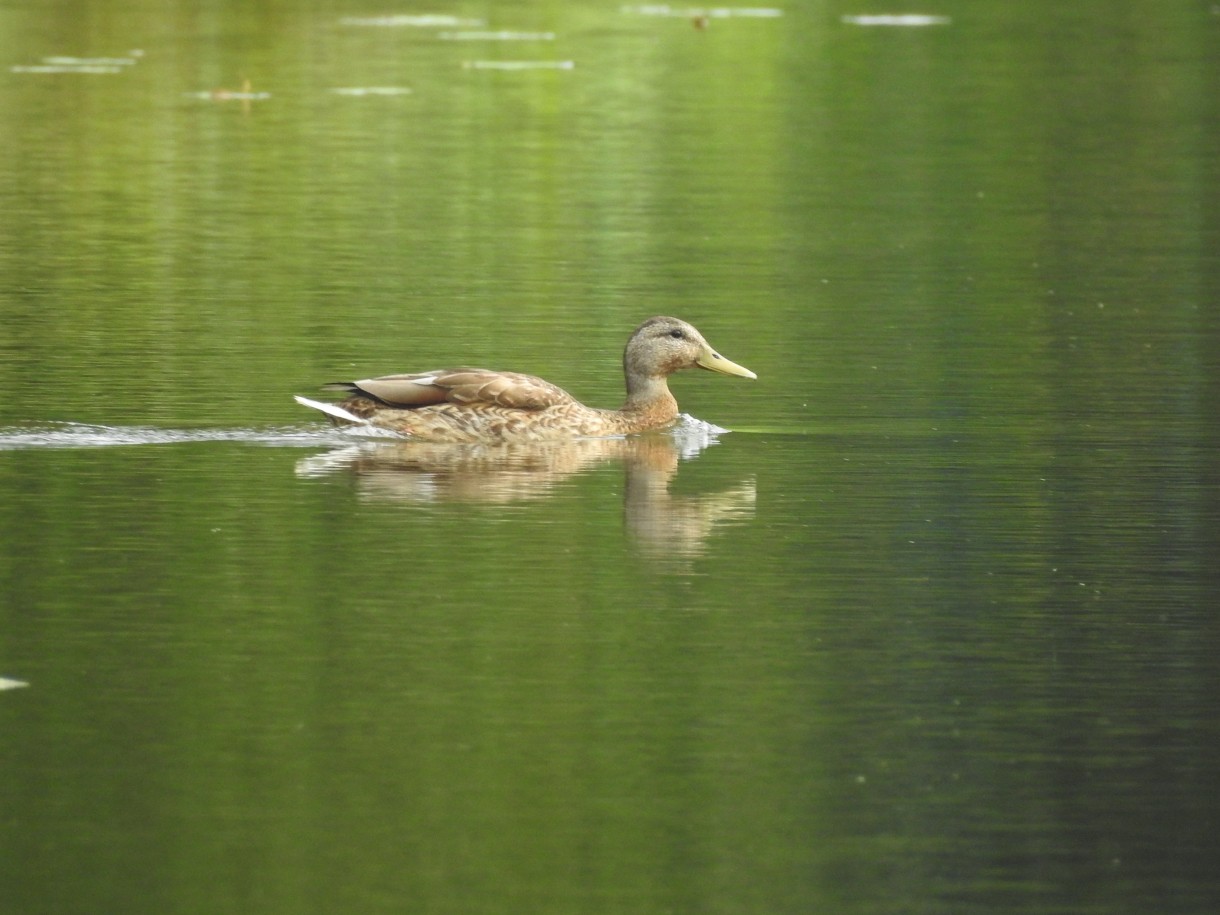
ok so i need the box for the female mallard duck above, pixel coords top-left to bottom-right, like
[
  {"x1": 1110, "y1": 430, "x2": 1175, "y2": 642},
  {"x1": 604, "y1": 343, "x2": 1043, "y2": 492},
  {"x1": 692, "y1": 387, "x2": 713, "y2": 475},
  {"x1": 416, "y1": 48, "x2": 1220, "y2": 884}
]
[{"x1": 294, "y1": 316, "x2": 755, "y2": 443}]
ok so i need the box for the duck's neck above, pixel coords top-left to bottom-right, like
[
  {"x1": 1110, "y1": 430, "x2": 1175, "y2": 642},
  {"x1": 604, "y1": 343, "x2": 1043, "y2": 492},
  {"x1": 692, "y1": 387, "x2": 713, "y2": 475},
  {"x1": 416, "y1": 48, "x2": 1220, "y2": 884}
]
[{"x1": 621, "y1": 372, "x2": 679, "y2": 421}]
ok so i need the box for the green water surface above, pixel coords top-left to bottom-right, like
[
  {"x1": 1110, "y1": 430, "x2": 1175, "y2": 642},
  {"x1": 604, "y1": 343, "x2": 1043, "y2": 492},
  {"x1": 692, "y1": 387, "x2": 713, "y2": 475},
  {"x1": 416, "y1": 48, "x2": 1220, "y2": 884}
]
[{"x1": 2, "y1": 2, "x2": 1218, "y2": 913}]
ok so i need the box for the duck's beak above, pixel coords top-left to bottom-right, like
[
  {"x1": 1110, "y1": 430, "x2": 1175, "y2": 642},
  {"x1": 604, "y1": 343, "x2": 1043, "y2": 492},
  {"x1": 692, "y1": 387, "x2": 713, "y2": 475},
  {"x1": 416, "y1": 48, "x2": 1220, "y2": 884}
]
[{"x1": 696, "y1": 345, "x2": 757, "y2": 379}]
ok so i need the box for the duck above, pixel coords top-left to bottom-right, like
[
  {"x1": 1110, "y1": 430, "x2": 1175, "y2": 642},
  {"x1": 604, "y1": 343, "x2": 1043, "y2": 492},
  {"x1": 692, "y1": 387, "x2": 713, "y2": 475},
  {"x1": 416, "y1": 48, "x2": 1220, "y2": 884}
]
[{"x1": 294, "y1": 316, "x2": 755, "y2": 443}]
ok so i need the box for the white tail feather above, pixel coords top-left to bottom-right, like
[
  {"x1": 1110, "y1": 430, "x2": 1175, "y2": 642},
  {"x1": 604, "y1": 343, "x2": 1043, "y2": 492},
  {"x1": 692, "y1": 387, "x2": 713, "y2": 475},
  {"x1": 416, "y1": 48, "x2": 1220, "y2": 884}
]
[{"x1": 293, "y1": 395, "x2": 369, "y2": 426}]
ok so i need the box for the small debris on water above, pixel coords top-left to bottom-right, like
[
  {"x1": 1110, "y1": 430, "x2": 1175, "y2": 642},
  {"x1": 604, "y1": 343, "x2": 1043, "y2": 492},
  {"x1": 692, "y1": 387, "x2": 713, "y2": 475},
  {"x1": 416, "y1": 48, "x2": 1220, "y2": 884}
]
[
  {"x1": 841, "y1": 14, "x2": 952, "y2": 27},
  {"x1": 439, "y1": 31, "x2": 557, "y2": 41},
  {"x1": 43, "y1": 55, "x2": 140, "y2": 66},
  {"x1": 11, "y1": 51, "x2": 143, "y2": 75},
  {"x1": 462, "y1": 60, "x2": 575, "y2": 70},
  {"x1": 185, "y1": 90, "x2": 272, "y2": 101},
  {"x1": 185, "y1": 77, "x2": 270, "y2": 102},
  {"x1": 330, "y1": 86, "x2": 413, "y2": 96},
  {"x1": 340, "y1": 14, "x2": 486, "y2": 28},
  {"x1": 12, "y1": 64, "x2": 125, "y2": 74},
  {"x1": 621, "y1": 5, "x2": 784, "y2": 18}
]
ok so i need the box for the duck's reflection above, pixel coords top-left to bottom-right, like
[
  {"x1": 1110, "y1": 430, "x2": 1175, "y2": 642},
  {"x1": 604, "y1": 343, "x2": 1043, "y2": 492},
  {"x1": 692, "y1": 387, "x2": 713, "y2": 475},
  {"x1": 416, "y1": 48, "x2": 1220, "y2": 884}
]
[{"x1": 295, "y1": 432, "x2": 754, "y2": 558}]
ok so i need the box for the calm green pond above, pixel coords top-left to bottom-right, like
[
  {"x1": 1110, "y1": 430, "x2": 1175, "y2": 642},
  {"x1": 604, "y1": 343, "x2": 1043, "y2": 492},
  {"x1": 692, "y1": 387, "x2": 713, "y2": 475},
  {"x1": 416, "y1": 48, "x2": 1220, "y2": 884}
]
[{"x1": 2, "y1": 2, "x2": 1219, "y2": 913}]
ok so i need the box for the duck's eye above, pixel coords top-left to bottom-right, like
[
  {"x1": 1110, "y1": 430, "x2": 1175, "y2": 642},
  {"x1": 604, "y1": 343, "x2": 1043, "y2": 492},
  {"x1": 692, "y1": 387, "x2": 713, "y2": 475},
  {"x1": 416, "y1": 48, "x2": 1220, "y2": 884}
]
[{"x1": 668, "y1": 329, "x2": 685, "y2": 339}]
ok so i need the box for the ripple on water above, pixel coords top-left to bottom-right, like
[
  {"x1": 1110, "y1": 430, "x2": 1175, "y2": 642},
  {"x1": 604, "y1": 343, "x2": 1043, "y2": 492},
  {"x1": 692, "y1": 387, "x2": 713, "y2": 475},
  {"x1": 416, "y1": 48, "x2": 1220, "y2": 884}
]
[
  {"x1": 0, "y1": 417, "x2": 731, "y2": 451},
  {"x1": 0, "y1": 423, "x2": 370, "y2": 450}
]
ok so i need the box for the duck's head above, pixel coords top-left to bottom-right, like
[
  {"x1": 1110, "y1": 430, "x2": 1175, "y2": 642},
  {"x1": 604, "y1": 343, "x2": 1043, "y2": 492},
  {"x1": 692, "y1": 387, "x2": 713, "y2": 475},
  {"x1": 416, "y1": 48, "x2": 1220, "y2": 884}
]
[{"x1": 625, "y1": 316, "x2": 757, "y2": 381}]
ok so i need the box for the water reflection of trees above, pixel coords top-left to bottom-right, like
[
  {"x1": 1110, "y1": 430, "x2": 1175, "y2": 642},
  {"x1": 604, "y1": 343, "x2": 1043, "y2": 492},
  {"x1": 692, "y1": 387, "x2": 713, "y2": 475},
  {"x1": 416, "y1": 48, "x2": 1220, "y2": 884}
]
[{"x1": 296, "y1": 434, "x2": 754, "y2": 559}]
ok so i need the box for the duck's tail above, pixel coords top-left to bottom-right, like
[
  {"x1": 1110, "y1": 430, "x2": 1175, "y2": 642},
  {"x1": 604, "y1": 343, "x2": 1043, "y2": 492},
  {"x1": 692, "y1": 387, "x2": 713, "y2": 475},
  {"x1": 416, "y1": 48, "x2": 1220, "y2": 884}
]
[{"x1": 293, "y1": 395, "x2": 368, "y2": 427}]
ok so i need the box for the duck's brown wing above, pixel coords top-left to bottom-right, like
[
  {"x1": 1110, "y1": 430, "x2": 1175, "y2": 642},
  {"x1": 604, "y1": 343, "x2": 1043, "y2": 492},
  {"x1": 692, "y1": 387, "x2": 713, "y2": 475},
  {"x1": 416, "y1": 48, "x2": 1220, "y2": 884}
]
[{"x1": 327, "y1": 369, "x2": 577, "y2": 411}]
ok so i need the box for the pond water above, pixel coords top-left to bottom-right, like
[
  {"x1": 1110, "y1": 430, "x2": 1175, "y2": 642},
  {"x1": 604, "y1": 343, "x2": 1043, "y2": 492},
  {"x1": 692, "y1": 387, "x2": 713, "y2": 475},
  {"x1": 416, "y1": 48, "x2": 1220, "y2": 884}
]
[{"x1": 2, "y1": 2, "x2": 1219, "y2": 913}]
